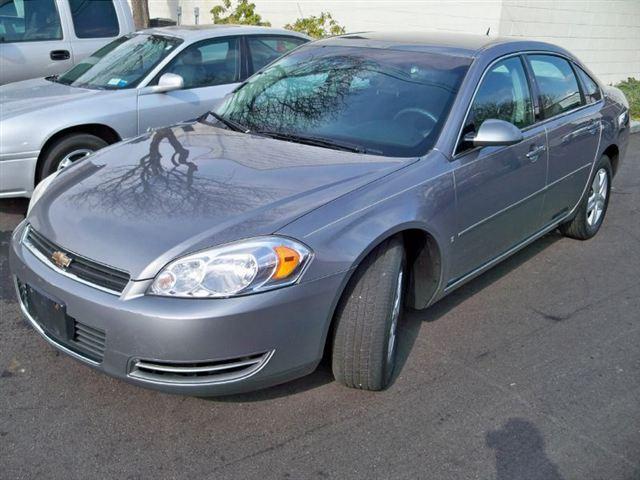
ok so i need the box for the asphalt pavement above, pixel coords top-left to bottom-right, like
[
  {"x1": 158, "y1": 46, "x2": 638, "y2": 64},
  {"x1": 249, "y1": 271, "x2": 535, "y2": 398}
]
[{"x1": 1, "y1": 135, "x2": 639, "y2": 480}]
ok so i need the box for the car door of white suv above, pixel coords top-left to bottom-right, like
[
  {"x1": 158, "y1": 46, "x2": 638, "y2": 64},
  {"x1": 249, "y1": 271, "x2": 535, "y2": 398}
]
[{"x1": 0, "y1": 0, "x2": 73, "y2": 84}]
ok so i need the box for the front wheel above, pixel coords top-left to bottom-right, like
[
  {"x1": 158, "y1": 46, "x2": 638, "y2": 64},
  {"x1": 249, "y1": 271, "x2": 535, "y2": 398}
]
[
  {"x1": 38, "y1": 133, "x2": 107, "y2": 181},
  {"x1": 331, "y1": 236, "x2": 405, "y2": 391},
  {"x1": 560, "y1": 155, "x2": 612, "y2": 240}
]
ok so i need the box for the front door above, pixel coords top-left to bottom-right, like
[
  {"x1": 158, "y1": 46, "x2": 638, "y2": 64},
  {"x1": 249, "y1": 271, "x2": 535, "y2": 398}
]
[
  {"x1": 137, "y1": 36, "x2": 242, "y2": 133},
  {"x1": 450, "y1": 55, "x2": 547, "y2": 284}
]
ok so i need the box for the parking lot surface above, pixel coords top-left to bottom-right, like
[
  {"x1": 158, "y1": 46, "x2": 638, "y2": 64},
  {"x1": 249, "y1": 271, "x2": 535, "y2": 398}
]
[{"x1": 1, "y1": 135, "x2": 639, "y2": 480}]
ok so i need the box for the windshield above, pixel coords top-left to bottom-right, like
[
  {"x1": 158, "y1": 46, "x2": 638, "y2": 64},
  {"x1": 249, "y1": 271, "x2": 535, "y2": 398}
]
[
  {"x1": 215, "y1": 45, "x2": 471, "y2": 157},
  {"x1": 55, "y1": 34, "x2": 182, "y2": 90}
]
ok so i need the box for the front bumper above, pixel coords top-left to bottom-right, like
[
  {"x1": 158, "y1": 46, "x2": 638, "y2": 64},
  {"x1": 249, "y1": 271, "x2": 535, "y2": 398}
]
[
  {"x1": 0, "y1": 151, "x2": 39, "y2": 198},
  {"x1": 9, "y1": 223, "x2": 348, "y2": 395}
]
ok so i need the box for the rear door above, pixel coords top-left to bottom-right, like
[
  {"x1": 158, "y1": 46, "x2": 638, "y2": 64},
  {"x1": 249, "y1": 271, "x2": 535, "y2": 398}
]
[
  {"x1": 525, "y1": 54, "x2": 602, "y2": 224},
  {"x1": 64, "y1": 0, "x2": 123, "y2": 66},
  {"x1": 450, "y1": 55, "x2": 548, "y2": 283},
  {"x1": 137, "y1": 36, "x2": 242, "y2": 133},
  {"x1": 0, "y1": 0, "x2": 72, "y2": 84}
]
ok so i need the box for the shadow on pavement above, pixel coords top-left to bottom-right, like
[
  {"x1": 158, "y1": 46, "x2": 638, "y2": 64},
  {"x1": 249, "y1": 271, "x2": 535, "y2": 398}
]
[{"x1": 487, "y1": 418, "x2": 564, "y2": 480}]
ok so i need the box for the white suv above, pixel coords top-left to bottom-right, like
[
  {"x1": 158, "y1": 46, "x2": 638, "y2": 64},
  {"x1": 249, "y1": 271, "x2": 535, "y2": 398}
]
[{"x1": 0, "y1": 0, "x2": 134, "y2": 84}]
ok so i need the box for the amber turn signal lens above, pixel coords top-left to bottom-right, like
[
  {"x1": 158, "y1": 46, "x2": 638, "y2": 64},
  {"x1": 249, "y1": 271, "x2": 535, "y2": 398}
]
[{"x1": 273, "y1": 246, "x2": 301, "y2": 280}]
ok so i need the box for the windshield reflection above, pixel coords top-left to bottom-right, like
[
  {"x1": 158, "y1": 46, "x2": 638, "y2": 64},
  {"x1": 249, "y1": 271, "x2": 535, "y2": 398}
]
[{"x1": 216, "y1": 45, "x2": 471, "y2": 157}]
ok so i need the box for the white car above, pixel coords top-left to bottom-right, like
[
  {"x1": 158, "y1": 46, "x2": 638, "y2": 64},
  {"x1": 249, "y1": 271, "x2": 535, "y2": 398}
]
[{"x1": 0, "y1": 25, "x2": 310, "y2": 198}]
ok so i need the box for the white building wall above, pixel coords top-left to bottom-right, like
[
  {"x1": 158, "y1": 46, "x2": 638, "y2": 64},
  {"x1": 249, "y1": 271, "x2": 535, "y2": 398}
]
[
  {"x1": 139, "y1": 0, "x2": 640, "y2": 84},
  {"x1": 499, "y1": 0, "x2": 640, "y2": 85}
]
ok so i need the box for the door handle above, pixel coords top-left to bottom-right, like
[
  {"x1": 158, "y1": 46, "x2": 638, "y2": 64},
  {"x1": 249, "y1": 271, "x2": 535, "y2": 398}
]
[
  {"x1": 525, "y1": 144, "x2": 546, "y2": 162},
  {"x1": 50, "y1": 50, "x2": 70, "y2": 61},
  {"x1": 587, "y1": 121, "x2": 600, "y2": 135}
]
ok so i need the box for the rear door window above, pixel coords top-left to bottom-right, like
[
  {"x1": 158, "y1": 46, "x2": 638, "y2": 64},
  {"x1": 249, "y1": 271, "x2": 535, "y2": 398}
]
[
  {"x1": 528, "y1": 54, "x2": 583, "y2": 118},
  {"x1": 247, "y1": 35, "x2": 307, "y2": 74},
  {"x1": 0, "y1": 0, "x2": 62, "y2": 42},
  {"x1": 69, "y1": 0, "x2": 119, "y2": 39}
]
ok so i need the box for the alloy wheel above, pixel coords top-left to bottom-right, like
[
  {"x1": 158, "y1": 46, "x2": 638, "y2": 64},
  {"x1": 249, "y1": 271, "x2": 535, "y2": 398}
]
[{"x1": 586, "y1": 168, "x2": 608, "y2": 227}]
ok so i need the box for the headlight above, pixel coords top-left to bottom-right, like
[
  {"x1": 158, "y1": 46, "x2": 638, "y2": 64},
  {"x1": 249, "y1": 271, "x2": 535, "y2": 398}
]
[
  {"x1": 27, "y1": 170, "x2": 60, "y2": 215},
  {"x1": 149, "y1": 237, "x2": 312, "y2": 298}
]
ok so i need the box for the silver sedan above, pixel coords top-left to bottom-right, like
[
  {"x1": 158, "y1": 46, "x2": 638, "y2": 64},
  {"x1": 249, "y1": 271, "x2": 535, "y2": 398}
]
[{"x1": 0, "y1": 25, "x2": 309, "y2": 198}]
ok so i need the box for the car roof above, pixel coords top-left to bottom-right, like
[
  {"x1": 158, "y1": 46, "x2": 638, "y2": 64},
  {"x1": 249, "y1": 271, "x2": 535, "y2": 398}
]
[
  {"x1": 139, "y1": 24, "x2": 310, "y2": 42},
  {"x1": 315, "y1": 31, "x2": 561, "y2": 58}
]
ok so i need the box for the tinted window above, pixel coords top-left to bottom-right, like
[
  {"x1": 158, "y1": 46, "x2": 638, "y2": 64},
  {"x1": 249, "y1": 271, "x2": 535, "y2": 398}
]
[
  {"x1": 457, "y1": 57, "x2": 533, "y2": 154},
  {"x1": 215, "y1": 45, "x2": 471, "y2": 157},
  {"x1": 56, "y1": 34, "x2": 182, "y2": 89},
  {"x1": 159, "y1": 37, "x2": 240, "y2": 89},
  {"x1": 529, "y1": 54, "x2": 582, "y2": 117},
  {"x1": 247, "y1": 35, "x2": 306, "y2": 73},
  {"x1": 69, "y1": 0, "x2": 119, "y2": 38},
  {"x1": 0, "y1": 0, "x2": 62, "y2": 42},
  {"x1": 576, "y1": 66, "x2": 601, "y2": 104}
]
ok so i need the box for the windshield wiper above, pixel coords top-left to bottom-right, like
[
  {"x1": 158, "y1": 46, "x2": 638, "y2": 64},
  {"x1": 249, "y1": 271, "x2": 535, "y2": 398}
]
[
  {"x1": 209, "y1": 112, "x2": 250, "y2": 133},
  {"x1": 255, "y1": 131, "x2": 374, "y2": 154}
]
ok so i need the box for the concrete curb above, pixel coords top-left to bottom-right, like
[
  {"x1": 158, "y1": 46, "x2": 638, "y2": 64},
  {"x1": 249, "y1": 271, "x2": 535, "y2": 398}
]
[{"x1": 631, "y1": 120, "x2": 640, "y2": 134}]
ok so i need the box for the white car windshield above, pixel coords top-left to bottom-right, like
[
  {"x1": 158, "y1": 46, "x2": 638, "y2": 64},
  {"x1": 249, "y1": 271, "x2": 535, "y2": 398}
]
[{"x1": 54, "y1": 34, "x2": 182, "y2": 90}]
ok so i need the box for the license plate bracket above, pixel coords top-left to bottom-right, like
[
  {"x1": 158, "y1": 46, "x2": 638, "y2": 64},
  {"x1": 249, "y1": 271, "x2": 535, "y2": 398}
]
[{"x1": 20, "y1": 282, "x2": 72, "y2": 342}]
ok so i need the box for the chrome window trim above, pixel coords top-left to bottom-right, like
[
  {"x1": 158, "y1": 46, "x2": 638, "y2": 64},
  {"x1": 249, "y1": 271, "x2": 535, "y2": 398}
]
[
  {"x1": 13, "y1": 277, "x2": 100, "y2": 366},
  {"x1": 21, "y1": 226, "x2": 124, "y2": 296},
  {"x1": 452, "y1": 50, "x2": 603, "y2": 160}
]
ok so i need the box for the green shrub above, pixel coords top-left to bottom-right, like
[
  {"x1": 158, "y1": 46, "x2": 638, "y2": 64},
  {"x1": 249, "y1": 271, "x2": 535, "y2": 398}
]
[
  {"x1": 616, "y1": 78, "x2": 640, "y2": 120},
  {"x1": 284, "y1": 12, "x2": 345, "y2": 39},
  {"x1": 211, "y1": 0, "x2": 270, "y2": 26}
]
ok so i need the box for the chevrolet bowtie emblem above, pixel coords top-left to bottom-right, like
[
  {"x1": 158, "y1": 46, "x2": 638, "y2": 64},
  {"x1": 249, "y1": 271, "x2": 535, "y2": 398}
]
[{"x1": 51, "y1": 251, "x2": 72, "y2": 269}]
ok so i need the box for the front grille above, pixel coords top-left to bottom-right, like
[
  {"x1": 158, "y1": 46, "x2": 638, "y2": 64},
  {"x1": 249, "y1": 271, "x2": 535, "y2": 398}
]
[
  {"x1": 24, "y1": 226, "x2": 130, "y2": 294},
  {"x1": 129, "y1": 351, "x2": 274, "y2": 385},
  {"x1": 73, "y1": 320, "x2": 106, "y2": 362}
]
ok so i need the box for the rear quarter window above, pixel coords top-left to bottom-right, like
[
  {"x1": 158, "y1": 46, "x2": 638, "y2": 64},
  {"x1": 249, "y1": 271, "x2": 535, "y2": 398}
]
[{"x1": 575, "y1": 66, "x2": 602, "y2": 104}]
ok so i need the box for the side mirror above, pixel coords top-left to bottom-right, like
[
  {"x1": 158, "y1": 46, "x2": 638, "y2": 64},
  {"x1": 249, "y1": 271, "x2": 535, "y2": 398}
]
[
  {"x1": 464, "y1": 119, "x2": 523, "y2": 147},
  {"x1": 142, "y1": 73, "x2": 184, "y2": 95}
]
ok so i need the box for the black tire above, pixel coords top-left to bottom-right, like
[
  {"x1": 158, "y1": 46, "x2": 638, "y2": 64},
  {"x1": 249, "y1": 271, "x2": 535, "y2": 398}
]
[
  {"x1": 560, "y1": 155, "x2": 612, "y2": 240},
  {"x1": 332, "y1": 236, "x2": 405, "y2": 391},
  {"x1": 38, "y1": 133, "x2": 107, "y2": 180}
]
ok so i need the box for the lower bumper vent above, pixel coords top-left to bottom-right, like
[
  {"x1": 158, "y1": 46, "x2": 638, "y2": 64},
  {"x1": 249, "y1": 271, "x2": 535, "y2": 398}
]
[
  {"x1": 73, "y1": 321, "x2": 106, "y2": 362},
  {"x1": 129, "y1": 351, "x2": 274, "y2": 385}
]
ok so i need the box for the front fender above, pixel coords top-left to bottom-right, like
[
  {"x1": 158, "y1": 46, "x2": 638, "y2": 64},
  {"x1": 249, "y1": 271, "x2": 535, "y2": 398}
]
[{"x1": 279, "y1": 150, "x2": 456, "y2": 302}]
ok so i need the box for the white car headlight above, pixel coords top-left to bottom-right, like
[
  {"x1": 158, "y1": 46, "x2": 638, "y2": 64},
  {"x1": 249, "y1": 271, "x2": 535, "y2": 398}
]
[
  {"x1": 149, "y1": 237, "x2": 312, "y2": 298},
  {"x1": 27, "y1": 170, "x2": 60, "y2": 215}
]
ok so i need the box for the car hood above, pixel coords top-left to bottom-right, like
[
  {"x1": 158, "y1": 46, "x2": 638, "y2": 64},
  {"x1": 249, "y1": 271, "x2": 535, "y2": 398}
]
[
  {"x1": 0, "y1": 78, "x2": 102, "y2": 120},
  {"x1": 29, "y1": 121, "x2": 416, "y2": 280}
]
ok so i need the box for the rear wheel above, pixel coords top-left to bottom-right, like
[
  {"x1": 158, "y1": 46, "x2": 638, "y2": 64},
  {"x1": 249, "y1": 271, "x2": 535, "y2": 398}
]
[
  {"x1": 38, "y1": 133, "x2": 107, "y2": 181},
  {"x1": 560, "y1": 155, "x2": 612, "y2": 240},
  {"x1": 331, "y1": 236, "x2": 405, "y2": 391}
]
